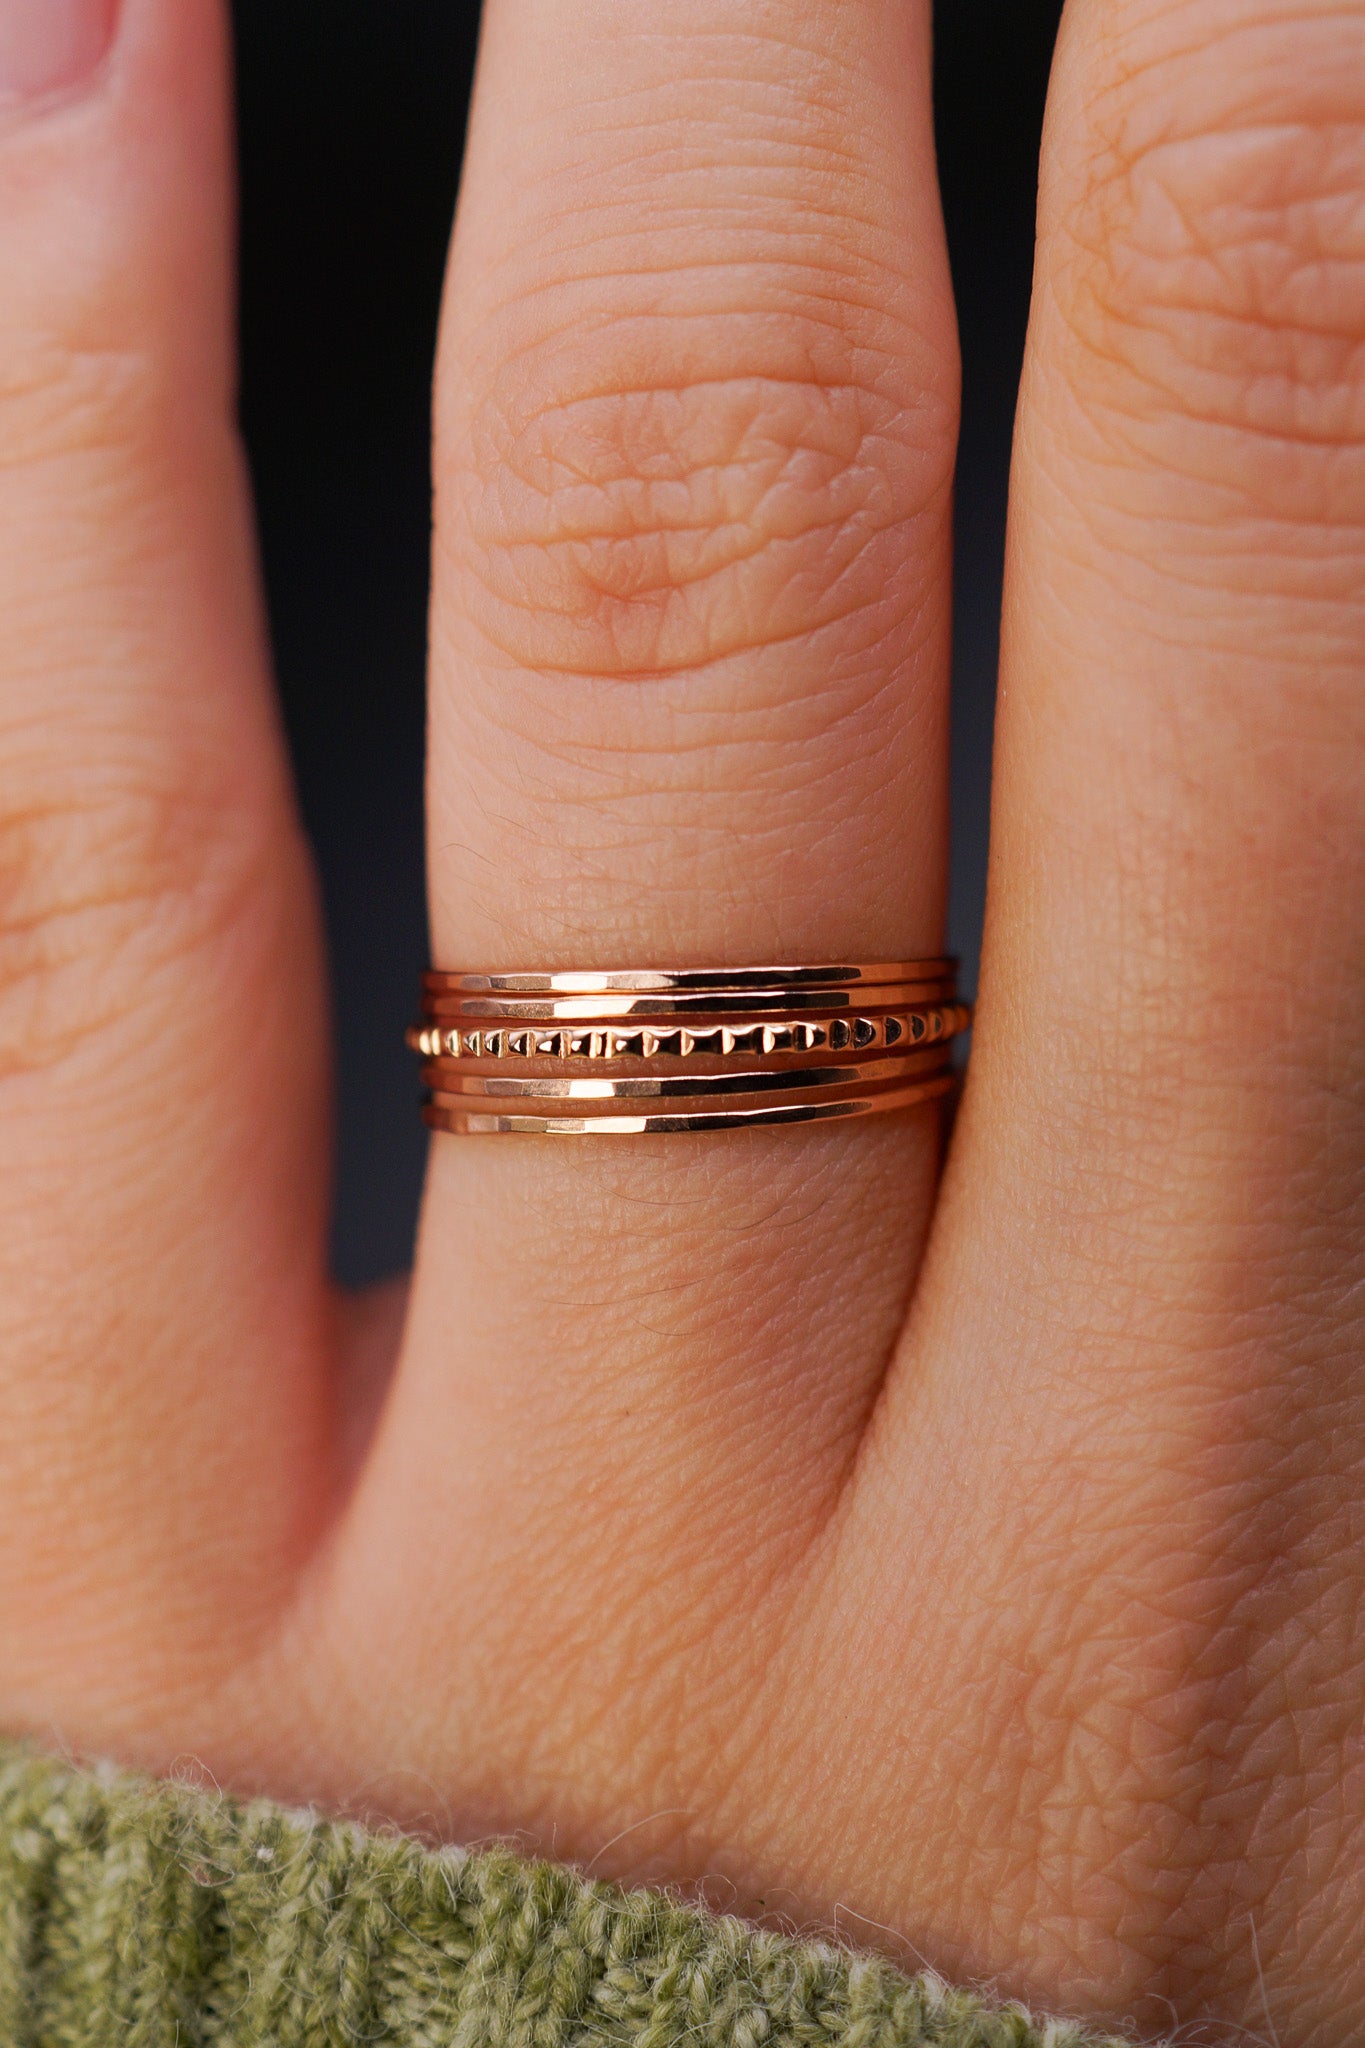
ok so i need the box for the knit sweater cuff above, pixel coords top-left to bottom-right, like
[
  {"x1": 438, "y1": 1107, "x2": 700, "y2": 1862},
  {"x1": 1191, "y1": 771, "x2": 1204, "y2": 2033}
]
[{"x1": 0, "y1": 1742, "x2": 1127, "y2": 2048}]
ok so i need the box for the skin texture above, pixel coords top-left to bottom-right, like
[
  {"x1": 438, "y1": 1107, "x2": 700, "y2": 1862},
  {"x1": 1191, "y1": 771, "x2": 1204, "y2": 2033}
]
[{"x1": 0, "y1": 0, "x2": 1360, "y2": 2041}]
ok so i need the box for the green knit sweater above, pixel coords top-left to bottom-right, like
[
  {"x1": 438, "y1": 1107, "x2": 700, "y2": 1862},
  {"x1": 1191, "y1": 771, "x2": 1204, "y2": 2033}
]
[{"x1": 0, "y1": 1743, "x2": 1130, "y2": 2048}]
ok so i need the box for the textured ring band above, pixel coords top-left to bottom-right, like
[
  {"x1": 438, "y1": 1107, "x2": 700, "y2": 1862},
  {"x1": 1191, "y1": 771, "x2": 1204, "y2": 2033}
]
[
  {"x1": 409, "y1": 1003, "x2": 973, "y2": 1065},
  {"x1": 411, "y1": 962, "x2": 969, "y2": 1136}
]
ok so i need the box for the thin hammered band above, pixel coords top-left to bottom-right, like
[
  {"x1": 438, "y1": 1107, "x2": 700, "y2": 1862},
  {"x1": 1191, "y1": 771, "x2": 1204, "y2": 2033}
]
[{"x1": 409, "y1": 960, "x2": 969, "y2": 1135}]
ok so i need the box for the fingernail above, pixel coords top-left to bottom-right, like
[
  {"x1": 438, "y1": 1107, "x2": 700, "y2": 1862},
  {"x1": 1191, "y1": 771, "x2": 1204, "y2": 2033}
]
[{"x1": 0, "y1": 0, "x2": 117, "y2": 101}]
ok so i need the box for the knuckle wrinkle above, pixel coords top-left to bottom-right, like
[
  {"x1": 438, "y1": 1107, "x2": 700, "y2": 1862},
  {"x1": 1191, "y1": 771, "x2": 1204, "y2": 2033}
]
[
  {"x1": 446, "y1": 313, "x2": 954, "y2": 680},
  {"x1": 1054, "y1": 13, "x2": 1365, "y2": 520}
]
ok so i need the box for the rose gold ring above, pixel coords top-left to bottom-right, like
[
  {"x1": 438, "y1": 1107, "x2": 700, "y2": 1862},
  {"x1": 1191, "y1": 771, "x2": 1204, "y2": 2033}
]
[
  {"x1": 423, "y1": 961, "x2": 954, "y2": 995},
  {"x1": 409, "y1": 961, "x2": 968, "y2": 1136}
]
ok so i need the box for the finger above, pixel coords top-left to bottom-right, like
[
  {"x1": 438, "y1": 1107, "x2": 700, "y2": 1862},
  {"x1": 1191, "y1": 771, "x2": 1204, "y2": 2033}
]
[
  {"x1": 0, "y1": 0, "x2": 333, "y2": 1746},
  {"x1": 319, "y1": 0, "x2": 959, "y2": 1840},
  {"x1": 865, "y1": 0, "x2": 1365, "y2": 2025}
]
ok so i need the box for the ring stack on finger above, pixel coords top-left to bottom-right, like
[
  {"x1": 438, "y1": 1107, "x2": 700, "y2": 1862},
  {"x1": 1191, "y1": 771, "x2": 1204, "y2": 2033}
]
[{"x1": 409, "y1": 962, "x2": 970, "y2": 1135}]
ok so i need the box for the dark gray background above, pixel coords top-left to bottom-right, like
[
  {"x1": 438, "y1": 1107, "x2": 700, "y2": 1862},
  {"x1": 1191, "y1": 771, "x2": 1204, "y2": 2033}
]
[{"x1": 231, "y1": 1, "x2": 1066, "y2": 1285}]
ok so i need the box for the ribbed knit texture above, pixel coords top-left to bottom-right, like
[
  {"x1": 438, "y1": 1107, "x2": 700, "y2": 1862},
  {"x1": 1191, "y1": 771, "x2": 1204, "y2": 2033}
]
[{"x1": 0, "y1": 1743, "x2": 1130, "y2": 2048}]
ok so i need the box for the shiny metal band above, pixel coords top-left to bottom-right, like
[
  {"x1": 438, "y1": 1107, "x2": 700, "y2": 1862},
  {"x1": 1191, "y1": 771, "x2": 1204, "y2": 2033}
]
[
  {"x1": 410, "y1": 961, "x2": 968, "y2": 1136},
  {"x1": 423, "y1": 961, "x2": 953, "y2": 996}
]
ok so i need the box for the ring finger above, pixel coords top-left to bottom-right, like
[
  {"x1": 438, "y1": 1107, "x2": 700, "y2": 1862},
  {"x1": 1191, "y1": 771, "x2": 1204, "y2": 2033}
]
[{"x1": 311, "y1": 0, "x2": 960, "y2": 1856}]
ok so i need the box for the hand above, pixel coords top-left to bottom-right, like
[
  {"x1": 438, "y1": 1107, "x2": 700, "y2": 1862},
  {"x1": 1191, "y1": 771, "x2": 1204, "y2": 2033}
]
[{"x1": 1, "y1": 0, "x2": 1361, "y2": 2039}]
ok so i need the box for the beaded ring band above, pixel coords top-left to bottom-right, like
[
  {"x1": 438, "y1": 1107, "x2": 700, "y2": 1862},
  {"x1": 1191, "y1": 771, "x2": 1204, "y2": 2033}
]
[{"x1": 409, "y1": 962, "x2": 970, "y2": 1136}]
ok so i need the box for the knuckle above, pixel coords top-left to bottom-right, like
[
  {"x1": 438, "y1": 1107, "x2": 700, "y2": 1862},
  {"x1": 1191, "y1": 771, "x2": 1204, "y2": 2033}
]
[
  {"x1": 1053, "y1": 12, "x2": 1365, "y2": 523},
  {"x1": 0, "y1": 743, "x2": 278, "y2": 1083},
  {"x1": 442, "y1": 302, "x2": 956, "y2": 681},
  {"x1": 0, "y1": 333, "x2": 175, "y2": 475}
]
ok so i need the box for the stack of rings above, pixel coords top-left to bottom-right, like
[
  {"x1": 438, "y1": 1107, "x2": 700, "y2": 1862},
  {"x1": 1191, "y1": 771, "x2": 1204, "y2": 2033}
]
[{"x1": 409, "y1": 962, "x2": 970, "y2": 1135}]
